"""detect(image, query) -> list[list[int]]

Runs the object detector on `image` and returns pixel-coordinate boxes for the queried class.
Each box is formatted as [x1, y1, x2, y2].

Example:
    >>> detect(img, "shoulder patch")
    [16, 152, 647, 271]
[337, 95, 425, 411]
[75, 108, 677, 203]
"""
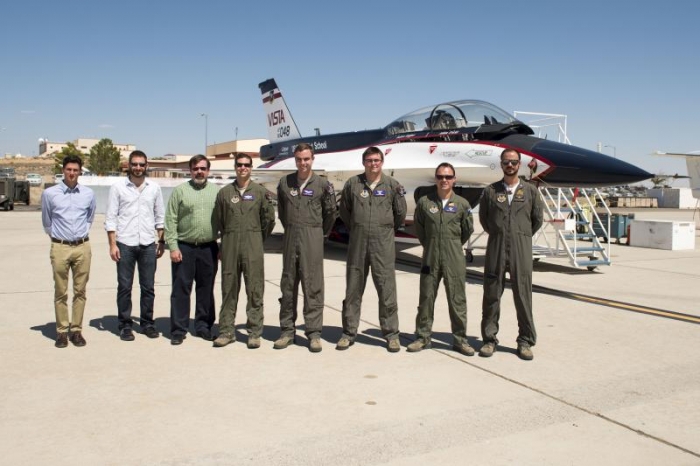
[265, 191, 274, 201]
[325, 182, 335, 196]
[396, 185, 406, 197]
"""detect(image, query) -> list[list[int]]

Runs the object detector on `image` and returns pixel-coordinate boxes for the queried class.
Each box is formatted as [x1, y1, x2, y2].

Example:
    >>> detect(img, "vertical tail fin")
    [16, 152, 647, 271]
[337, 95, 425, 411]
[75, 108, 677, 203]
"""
[259, 78, 302, 143]
[655, 151, 700, 199]
[684, 155, 700, 199]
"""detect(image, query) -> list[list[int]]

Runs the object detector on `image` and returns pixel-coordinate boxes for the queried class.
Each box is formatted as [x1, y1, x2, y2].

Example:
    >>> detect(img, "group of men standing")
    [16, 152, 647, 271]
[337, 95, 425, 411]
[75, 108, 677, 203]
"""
[42, 145, 542, 360]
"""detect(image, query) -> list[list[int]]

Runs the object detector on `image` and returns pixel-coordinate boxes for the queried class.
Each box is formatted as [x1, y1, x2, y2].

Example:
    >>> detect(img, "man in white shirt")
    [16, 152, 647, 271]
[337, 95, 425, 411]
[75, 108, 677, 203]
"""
[104, 150, 165, 341]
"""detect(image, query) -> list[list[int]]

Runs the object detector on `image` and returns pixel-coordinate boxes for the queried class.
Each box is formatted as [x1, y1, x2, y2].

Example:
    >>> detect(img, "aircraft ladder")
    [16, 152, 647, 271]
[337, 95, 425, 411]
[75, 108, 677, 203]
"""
[533, 187, 612, 270]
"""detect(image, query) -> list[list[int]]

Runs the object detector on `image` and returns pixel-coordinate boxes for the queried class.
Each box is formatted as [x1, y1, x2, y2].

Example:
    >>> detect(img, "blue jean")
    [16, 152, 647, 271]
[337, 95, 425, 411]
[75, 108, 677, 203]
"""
[117, 242, 157, 330]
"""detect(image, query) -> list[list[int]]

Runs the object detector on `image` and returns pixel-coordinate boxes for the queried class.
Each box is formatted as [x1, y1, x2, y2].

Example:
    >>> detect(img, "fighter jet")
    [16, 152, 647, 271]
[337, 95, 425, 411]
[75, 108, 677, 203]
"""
[255, 78, 652, 208]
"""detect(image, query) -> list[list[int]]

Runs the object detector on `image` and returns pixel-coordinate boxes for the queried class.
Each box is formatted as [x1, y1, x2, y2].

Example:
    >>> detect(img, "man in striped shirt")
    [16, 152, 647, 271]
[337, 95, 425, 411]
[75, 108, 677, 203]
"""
[165, 155, 220, 345]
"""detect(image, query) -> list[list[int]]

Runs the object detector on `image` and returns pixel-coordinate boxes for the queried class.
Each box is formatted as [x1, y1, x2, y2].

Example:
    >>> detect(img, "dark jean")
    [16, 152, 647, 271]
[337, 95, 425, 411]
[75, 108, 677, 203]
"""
[170, 241, 218, 337]
[117, 242, 157, 330]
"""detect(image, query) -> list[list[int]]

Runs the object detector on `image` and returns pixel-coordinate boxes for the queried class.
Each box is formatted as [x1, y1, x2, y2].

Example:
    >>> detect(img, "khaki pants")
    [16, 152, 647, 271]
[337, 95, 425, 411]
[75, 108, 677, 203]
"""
[50, 242, 92, 333]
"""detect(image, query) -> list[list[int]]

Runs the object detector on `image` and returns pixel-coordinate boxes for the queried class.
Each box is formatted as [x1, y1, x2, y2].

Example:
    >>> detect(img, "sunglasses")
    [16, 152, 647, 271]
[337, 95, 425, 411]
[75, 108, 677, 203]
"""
[501, 160, 520, 166]
[130, 162, 146, 167]
[236, 163, 252, 168]
[435, 175, 455, 181]
[191, 166, 209, 172]
[364, 158, 383, 164]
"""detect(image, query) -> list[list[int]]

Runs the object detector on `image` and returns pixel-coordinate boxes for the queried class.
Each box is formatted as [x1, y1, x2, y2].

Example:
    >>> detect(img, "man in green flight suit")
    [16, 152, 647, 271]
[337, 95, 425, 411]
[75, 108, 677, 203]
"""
[479, 148, 543, 360]
[407, 162, 475, 356]
[273, 143, 337, 353]
[213, 153, 275, 349]
[337, 146, 407, 352]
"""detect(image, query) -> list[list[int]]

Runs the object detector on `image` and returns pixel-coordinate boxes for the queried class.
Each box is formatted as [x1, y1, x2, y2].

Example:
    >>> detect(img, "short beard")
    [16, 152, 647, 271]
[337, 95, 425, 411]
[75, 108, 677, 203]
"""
[193, 177, 206, 185]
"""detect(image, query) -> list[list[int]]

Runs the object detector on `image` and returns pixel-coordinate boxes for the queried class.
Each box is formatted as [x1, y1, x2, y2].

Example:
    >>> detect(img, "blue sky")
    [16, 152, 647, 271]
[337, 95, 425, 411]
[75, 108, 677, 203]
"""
[1, 0, 698, 184]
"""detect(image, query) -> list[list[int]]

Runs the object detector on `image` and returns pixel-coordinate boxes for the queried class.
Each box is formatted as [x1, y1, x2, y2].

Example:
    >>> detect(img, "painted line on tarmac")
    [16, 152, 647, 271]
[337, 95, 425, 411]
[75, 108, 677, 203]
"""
[533, 286, 700, 325]
[435, 348, 700, 460]
[397, 255, 699, 325]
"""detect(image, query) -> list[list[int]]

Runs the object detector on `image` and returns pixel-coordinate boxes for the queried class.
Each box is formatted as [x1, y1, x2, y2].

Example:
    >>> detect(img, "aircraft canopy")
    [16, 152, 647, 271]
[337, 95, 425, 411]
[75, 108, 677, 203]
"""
[385, 100, 520, 135]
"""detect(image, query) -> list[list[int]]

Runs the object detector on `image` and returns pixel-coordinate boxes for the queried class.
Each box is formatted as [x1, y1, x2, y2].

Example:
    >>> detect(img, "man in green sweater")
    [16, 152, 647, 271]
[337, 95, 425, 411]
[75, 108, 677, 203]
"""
[165, 154, 220, 346]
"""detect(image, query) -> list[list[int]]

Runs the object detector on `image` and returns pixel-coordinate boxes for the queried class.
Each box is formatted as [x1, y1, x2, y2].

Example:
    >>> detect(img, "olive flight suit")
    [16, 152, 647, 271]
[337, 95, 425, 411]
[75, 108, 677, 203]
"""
[216, 181, 275, 339]
[277, 173, 337, 340]
[339, 173, 407, 342]
[479, 180, 543, 347]
[414, 187, 473, 345]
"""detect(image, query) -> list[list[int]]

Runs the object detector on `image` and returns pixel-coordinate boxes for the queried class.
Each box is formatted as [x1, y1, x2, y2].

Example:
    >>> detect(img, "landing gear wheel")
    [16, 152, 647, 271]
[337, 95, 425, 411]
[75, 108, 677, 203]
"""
[466, 250, 474, 263]
[587, 266, 597, 272]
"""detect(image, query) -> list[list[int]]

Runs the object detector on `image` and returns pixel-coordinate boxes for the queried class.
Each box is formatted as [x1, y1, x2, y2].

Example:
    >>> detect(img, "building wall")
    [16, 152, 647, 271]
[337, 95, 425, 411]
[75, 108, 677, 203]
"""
[648, 188, 699, 209]
[39, 138, 136, 158]
[207, 138, 268, 158]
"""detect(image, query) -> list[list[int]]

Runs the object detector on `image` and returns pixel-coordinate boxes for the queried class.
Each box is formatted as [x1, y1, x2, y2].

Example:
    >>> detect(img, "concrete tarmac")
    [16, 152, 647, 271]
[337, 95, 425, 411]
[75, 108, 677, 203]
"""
[1, 211, 699, 466]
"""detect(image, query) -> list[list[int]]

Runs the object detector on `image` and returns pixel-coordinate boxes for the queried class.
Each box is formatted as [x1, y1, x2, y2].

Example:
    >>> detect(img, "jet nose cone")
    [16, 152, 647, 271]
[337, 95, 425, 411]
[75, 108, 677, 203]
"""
[529, 140, 652, 187]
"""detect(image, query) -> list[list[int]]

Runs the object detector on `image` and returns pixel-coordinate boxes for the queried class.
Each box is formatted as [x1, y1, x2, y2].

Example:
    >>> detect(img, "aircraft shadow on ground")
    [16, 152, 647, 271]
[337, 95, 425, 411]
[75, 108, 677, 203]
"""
[469, 251, 596, 276]
[533, 260, 597, 275]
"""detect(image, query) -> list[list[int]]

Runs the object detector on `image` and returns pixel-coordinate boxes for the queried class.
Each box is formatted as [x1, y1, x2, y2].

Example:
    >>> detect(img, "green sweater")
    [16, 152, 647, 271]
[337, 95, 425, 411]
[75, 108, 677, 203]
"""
[165, 180, 220, 251]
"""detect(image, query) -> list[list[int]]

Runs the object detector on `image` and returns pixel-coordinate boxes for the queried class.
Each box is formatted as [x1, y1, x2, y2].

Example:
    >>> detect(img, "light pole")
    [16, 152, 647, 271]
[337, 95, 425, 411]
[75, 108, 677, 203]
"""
[604, 144, 617, 158]
[200, 113, 208, 156]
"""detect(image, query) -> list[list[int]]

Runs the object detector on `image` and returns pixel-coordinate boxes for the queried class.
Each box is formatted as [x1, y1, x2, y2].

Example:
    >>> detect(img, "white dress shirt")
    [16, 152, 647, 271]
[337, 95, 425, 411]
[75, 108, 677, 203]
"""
[104, 177, 165, 246]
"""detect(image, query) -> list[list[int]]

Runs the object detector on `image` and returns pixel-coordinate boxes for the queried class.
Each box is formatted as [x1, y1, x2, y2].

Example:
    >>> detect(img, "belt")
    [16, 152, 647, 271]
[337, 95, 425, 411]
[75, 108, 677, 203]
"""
[51, 236, 90, 246]
[178, 240, 217, 248]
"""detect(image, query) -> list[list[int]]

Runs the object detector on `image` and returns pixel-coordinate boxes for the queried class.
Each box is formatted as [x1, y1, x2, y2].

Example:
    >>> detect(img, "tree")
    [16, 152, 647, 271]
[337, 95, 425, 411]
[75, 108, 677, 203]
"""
[54, 143, 83, 173]
[650, 173, 671, 189]
[88, 138, 121, 175]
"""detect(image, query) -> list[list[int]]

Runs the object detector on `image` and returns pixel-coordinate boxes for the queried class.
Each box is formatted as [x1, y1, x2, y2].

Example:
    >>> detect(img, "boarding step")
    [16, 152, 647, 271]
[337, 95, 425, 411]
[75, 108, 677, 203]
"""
[572, 247, 605, 253]
[576, 258, 611, 270]
[561, 233, 596, 240]
[536, 187, 613, 269]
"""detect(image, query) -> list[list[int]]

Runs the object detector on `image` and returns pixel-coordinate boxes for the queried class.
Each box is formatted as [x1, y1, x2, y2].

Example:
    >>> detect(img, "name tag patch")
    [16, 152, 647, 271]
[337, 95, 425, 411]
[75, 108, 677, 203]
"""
[373, 189, 386, 197]
[302, 189, 314, 196]
[444, 205, 457, 213]
[243, 194, 254, 201]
